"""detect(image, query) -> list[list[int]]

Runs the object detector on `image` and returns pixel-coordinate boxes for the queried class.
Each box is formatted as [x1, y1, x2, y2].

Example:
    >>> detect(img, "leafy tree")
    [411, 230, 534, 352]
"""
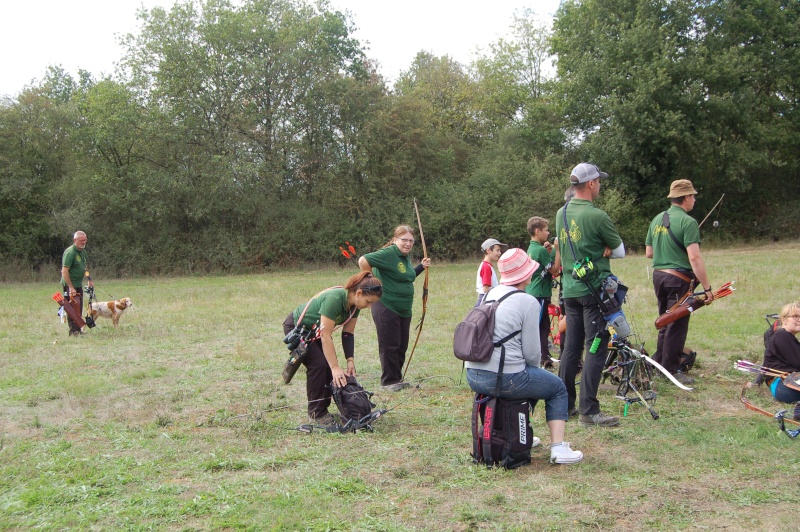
[551, 0, 800, 242]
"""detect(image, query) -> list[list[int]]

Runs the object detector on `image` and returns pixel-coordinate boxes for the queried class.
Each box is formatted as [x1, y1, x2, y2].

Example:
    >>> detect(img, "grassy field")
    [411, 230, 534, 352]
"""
[1, 242, 799, 531]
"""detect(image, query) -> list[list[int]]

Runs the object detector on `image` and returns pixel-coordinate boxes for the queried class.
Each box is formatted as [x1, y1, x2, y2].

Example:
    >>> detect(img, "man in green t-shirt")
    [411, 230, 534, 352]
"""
[555, 163, 625, 427]
[526, 216, 560, 368]
[60, 231, 94, 336]
[645, 179, 714, 385]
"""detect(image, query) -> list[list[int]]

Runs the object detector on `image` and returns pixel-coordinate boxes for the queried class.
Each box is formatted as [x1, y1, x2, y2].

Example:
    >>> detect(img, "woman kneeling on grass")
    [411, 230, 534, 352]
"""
[763, 301, 800, 420]
[465, 248, 583, 465]
[282, 272, 383, 425]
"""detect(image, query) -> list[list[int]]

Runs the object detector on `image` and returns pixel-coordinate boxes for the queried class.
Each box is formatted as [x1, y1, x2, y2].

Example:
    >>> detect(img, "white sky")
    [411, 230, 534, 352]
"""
[0, 0, 562, 98]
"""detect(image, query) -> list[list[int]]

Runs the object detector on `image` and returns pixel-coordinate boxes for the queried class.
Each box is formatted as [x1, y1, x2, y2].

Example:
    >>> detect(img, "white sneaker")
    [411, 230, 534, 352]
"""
[532, 436, 541, 448]
[549, 442, 583, 465]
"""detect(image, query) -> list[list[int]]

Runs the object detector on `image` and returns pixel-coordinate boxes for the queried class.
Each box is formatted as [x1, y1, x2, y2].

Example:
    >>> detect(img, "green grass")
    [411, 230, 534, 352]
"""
[1, 242, 799, 530]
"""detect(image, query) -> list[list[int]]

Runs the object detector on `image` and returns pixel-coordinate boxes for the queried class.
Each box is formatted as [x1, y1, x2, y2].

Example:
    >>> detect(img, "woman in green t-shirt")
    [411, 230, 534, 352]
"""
[282, 272, 383, 424]
[358, 225, 431, 390]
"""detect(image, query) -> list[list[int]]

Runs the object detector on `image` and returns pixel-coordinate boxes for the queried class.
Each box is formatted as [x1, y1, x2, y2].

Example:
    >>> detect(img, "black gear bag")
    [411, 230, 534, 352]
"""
[332, 376, 376, 430]
[471, 393, 533, 469]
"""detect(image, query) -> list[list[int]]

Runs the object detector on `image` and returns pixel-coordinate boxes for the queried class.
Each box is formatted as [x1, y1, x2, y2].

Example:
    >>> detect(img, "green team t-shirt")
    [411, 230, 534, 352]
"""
[555, 199, 623, 298]
[526, 240, 555, 298]
[645, 205, 701, 271]
[363, 244, 417, 317]
[61, 244, 88, 288]
[292, 288, 359, 330]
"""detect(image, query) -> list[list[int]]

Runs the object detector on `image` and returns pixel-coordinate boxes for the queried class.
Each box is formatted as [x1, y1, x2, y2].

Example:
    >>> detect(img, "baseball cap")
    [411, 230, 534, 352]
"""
[570, 163, 609, 184]
[481, 238, 508, 252]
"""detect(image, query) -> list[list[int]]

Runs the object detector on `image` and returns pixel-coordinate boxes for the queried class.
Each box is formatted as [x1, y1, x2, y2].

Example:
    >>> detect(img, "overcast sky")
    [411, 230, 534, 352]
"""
[0, 0, 562, 98]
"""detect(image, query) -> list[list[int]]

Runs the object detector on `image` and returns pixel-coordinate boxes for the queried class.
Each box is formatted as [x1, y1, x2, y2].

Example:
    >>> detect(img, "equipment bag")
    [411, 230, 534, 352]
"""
[454, 290, 524, 362]
[471, 394, 533, 469]
[332, 376, 375, 427]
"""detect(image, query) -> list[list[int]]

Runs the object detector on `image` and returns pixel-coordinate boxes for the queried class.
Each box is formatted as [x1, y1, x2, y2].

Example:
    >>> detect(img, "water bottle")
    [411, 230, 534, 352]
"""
[589, 335, 602, 354]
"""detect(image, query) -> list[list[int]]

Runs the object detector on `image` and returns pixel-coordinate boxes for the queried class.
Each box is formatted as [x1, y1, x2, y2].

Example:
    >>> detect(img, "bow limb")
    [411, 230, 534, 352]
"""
[640, 354, 694, 391]
[403, 199, 428, 380]
[740, 382, 800, 425]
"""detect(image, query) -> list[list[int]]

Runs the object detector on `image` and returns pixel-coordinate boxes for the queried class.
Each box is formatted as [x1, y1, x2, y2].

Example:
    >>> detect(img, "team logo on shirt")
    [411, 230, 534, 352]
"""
[397, 262, 407, 273]
[560, 220, 582, 243]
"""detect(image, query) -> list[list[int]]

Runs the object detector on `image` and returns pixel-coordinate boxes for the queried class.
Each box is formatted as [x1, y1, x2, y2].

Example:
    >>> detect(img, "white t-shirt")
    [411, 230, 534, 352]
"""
[475, 260, 498, 294]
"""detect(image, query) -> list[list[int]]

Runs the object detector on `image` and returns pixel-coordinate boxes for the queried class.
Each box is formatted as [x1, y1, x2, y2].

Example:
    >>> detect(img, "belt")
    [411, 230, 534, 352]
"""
[655, 269, 694, 284]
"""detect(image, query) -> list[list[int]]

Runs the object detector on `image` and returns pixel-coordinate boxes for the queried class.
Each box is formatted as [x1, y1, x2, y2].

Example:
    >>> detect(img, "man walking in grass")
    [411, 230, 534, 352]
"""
[645, 179, 715, 386]
[60, 231, 93, 336]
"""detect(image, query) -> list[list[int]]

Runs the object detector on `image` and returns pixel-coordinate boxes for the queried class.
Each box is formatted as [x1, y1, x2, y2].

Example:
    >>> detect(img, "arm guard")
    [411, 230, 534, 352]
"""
[341, 332, 355, 359]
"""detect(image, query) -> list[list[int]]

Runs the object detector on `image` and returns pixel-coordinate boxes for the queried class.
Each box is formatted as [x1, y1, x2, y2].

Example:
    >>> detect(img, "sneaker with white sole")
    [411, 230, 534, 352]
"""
[380, 382, 411, 392]
[549, 442, 583, 464]
[579, 412, 620, 427]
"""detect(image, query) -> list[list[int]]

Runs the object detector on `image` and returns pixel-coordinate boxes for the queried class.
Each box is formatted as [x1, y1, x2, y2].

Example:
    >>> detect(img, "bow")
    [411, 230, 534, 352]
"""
[698, 193, 725, 228]
[739, 382, 800, 438]
[403, 199, 429, 379]
[640, 352, 695, 391]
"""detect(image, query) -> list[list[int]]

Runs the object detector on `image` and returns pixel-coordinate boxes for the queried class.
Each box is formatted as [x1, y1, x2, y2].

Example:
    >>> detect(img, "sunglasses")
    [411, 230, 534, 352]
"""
[360, 284, 382, 294]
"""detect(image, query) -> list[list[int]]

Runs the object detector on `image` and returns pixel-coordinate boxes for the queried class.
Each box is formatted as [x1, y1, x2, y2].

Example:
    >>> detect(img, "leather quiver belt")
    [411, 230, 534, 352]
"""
[656, 268, 695, 284]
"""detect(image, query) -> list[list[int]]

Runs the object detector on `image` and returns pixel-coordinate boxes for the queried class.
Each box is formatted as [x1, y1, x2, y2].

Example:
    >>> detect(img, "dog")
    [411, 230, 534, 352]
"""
[90, 298, 133, 327]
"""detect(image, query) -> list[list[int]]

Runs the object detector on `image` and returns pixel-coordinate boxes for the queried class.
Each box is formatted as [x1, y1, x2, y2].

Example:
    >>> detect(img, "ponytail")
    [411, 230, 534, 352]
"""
[345, 271, 382, 295]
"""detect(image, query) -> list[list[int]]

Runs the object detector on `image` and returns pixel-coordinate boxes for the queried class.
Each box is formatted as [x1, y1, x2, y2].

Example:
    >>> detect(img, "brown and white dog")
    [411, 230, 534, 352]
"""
[90, 298, 133, 327]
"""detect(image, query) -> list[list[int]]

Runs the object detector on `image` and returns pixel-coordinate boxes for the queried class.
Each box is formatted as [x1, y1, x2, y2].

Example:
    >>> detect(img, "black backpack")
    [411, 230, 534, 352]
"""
[471, 394, 533, 469]
[454, 290, 524, 362]
[754, 315, 782, 386]
[332, 376, 376, 431]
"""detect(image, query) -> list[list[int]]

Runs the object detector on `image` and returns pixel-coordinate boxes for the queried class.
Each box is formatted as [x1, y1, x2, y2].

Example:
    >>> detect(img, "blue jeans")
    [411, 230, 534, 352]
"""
[772, 377, 800, 404]
[466, 367, 568, 422]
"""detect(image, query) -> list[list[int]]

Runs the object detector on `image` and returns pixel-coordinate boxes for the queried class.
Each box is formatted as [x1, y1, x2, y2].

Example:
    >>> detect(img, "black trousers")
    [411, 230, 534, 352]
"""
[537, 297, 552, 363]
[652, 270, 693, 374]
[560, 295, 607, 416]
[283, 314, 332, 418]
[371, 301, 411, 386]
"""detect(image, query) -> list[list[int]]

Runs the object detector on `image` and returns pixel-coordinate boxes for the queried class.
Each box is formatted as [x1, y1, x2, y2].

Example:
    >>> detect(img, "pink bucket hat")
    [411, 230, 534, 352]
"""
[498, 248, 540, 286]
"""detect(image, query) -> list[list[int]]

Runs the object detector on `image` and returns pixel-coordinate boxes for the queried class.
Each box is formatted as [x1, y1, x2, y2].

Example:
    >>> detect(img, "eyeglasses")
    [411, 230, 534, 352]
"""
[398, 238, 415, 244]
[785, 315, 800, 320]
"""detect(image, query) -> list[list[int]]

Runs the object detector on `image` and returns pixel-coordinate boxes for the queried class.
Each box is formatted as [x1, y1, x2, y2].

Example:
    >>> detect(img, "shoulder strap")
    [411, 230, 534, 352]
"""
[485, 289, 525, 305]
[661, 211, 686, 252]
[472, 394, 484, 463]
[488, 289, 525, 392]
[481, 396, 498, 464]
[562, 201, 579, 264]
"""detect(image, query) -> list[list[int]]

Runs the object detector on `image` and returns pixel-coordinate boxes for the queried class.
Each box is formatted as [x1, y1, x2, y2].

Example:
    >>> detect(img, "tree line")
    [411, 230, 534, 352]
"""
[1, 0, 797, 279]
